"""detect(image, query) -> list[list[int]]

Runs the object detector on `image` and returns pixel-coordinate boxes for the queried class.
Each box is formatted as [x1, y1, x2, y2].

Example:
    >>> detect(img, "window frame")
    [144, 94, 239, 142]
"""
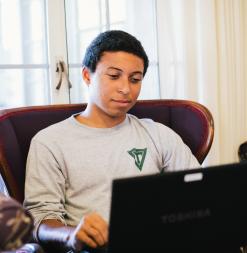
[1, 0, 164, 106]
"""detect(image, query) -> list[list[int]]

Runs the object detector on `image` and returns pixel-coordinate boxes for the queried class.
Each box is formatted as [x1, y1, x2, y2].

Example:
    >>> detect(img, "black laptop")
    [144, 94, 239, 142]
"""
[107, 162, 247, 253]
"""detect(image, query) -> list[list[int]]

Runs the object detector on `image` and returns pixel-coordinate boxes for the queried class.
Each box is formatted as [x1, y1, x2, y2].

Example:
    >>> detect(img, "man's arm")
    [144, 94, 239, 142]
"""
[157, 123, 200, 171]
[38, 212, 108, 252]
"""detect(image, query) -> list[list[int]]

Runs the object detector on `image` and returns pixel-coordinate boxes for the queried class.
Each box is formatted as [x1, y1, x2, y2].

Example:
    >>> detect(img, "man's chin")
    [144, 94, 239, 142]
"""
[107, 109, 129, 119]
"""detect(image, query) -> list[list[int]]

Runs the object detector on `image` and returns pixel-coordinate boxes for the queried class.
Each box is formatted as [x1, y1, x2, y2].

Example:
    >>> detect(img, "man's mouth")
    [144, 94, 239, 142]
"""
[111, 99, 132, 106]
[112, 99, 131, 104]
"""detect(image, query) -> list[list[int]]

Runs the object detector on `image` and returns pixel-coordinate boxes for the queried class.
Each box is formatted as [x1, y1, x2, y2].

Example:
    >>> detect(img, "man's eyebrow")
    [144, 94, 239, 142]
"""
[107, 67, 123, 72]
[106, 67, 143, 75]
[130, 71, 143, 76]
[107, 67, 143, 76]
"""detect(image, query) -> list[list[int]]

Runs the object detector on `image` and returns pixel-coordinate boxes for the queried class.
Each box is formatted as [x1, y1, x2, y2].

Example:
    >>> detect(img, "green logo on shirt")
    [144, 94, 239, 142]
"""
[128, 148, 147, 171]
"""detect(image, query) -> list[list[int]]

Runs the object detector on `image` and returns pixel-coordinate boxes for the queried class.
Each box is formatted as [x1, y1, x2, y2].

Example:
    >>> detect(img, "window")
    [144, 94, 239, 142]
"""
[65, 0, 159, 103]
[0, 0, 159, 108]
[0, 0, 49, 108]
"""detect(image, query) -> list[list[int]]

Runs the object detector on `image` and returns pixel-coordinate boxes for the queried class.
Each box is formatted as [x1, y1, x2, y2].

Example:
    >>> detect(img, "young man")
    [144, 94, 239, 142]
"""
[24, 30, 200, 252]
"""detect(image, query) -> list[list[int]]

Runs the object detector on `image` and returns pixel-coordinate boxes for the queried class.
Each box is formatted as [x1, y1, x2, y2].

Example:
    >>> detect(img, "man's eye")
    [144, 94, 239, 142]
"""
[130, 77, 141, 83]
[108, 74, 119, 80]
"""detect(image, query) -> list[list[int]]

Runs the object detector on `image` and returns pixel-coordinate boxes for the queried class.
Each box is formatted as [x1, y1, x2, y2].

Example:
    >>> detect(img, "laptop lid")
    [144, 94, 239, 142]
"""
[108, 162, 247, 253]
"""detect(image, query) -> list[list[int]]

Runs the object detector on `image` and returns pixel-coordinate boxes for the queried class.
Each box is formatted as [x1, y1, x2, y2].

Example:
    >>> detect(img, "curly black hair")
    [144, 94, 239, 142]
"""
[82, 30, 149, 76]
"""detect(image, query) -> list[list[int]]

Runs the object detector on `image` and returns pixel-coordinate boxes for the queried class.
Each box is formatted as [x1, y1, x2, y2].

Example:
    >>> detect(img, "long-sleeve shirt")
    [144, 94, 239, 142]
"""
[24, 113, 200, 239]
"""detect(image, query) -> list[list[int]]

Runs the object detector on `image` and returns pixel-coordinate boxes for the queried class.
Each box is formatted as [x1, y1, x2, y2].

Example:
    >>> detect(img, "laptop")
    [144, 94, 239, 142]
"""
[107, 162, 247, 253]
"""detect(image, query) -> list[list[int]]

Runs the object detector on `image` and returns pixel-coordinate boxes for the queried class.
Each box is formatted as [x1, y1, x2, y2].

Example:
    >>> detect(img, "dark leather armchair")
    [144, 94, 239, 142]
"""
[0, 99, 214, 252]
[0, 99, 213, 203]
[239, 141, 247, 161]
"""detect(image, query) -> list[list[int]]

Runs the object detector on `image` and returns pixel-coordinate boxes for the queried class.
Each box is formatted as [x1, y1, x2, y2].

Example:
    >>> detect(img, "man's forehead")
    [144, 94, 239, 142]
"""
[100, 51, 143, 61]
[97, 51, 144, 71]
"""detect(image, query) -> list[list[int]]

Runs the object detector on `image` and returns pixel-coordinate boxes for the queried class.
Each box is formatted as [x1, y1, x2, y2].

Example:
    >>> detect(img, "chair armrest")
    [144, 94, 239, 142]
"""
[18, 243, 45, 253]
[0, 243, 44, 253]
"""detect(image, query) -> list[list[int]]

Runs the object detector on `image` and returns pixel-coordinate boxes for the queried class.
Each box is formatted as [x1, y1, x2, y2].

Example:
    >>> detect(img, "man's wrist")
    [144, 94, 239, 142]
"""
[66, 228, 85, 252]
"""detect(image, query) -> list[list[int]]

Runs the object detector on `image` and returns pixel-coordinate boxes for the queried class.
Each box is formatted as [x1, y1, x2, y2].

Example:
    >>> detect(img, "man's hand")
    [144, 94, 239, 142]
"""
[67, 212, 108, 251]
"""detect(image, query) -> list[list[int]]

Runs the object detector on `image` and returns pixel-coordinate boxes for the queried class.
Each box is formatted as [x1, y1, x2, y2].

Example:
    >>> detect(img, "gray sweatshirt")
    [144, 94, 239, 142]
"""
[24, 114, 199, 239]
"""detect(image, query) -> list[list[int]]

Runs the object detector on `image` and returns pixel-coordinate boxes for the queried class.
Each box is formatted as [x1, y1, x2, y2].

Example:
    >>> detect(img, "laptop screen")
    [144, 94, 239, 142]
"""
[108, 162, 247, 253]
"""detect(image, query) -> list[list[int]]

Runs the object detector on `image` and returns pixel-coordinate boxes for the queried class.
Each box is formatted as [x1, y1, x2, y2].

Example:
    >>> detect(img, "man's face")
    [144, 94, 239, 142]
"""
[83, 51, 144, 120]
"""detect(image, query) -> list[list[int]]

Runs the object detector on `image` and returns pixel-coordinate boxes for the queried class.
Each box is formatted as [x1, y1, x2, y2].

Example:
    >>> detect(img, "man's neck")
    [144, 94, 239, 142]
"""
[75, 106, 126, 128]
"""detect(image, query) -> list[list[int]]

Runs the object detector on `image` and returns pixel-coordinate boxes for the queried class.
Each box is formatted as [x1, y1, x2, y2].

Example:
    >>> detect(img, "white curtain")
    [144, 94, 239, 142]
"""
[157, 0, 247, 166]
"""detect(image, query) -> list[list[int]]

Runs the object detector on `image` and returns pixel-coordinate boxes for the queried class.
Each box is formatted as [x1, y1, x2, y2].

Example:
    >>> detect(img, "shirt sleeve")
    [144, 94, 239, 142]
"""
[156, 123, 200, 172]
[24, 137, 67, 241]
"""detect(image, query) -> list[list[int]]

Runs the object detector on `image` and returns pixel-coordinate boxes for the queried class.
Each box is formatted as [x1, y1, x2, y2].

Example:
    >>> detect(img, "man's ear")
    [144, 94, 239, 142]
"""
[82, 67, 91, 85]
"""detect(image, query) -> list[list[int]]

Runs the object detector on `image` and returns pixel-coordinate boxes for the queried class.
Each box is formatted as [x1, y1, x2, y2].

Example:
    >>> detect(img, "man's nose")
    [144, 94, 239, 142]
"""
[117, 78, 130, 94]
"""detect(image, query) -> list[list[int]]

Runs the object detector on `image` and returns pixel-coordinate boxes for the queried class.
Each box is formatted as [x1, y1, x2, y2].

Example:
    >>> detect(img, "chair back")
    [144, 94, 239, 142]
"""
[0, 99, 214, 203]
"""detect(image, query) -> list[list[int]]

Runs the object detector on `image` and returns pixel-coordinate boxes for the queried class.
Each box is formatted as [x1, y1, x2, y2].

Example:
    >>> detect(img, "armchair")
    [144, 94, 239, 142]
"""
[0, 99, 214, 253]
[0, 99, 214, 203]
